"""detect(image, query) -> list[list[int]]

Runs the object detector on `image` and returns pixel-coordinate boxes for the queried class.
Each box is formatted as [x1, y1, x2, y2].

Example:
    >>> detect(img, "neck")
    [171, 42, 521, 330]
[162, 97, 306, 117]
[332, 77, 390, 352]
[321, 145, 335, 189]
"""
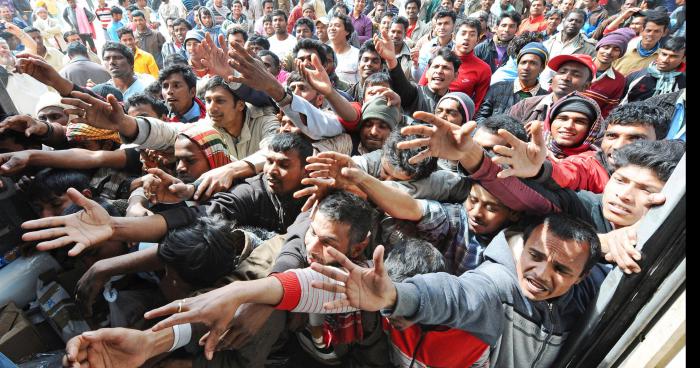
[409, 18, 417, 25]
[394, 43, 402, 53]
[38, 46, 47, 57]
[332, 39, 349, 51]
[276, 32, 289, 40]
[353, 8, 362, 16]
[521, 77, 538, 88]
[640, 40, 657, 50]
[437, 35, 451, 45]
[112, 74, 135, 91]
[594, 58, 611, 72]
[217, 114, 244, 138]
[178, 99, 195, 116]
[561, 32, 578, 43]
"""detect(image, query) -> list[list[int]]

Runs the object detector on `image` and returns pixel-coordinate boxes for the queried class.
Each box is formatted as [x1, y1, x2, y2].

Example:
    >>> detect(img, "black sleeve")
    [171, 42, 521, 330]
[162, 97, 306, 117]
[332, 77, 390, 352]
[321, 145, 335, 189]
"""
[158, 205, 205, 229]
[122, 148, 143, 175]
[475, 84, 496, 123]
[389, 63, 419, 110]
[270, 211, 312, 273]
[72, 84, 105, 100]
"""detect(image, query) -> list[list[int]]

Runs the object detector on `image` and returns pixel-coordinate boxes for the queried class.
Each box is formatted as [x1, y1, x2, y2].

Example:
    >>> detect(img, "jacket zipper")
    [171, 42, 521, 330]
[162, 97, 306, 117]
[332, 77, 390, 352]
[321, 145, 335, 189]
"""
[530, 302, 555, 368]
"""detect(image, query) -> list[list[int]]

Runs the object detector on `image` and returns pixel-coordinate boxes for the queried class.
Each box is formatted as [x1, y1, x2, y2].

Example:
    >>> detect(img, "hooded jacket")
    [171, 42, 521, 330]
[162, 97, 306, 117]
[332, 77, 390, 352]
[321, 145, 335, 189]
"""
[389, 230, 608, 368]
[543, 91, 604, 159]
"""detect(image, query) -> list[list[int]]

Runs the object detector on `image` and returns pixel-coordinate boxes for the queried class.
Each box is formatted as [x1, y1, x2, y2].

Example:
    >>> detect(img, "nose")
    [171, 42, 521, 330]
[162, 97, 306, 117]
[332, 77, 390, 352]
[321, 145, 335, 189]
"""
[617, 183, 635, 203]
[176, 160, 187, 174]
[370, 125, 381, 136]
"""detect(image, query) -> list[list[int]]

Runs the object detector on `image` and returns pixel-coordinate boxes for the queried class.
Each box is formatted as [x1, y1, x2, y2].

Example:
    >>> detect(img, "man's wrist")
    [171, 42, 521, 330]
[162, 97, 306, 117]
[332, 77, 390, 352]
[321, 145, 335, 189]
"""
[120, 116, 140, 140]
[146, 327, 176, 357]
[386, 57, 398, 70]
[270, 83, 287, 103]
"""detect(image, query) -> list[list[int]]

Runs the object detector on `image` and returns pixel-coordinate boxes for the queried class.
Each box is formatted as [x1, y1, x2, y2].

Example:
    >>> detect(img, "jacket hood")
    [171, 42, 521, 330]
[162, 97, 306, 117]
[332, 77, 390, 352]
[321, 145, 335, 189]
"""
[544, 91, 603, 159]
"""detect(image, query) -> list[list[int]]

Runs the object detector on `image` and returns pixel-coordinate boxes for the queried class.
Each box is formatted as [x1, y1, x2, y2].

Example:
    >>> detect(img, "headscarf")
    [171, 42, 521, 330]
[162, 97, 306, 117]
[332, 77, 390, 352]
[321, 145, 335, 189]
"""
[179, 124, 232, 169]
[65, 123, 122, 144]
[437, 92, 475, 124]
[543, 91, 603, 159]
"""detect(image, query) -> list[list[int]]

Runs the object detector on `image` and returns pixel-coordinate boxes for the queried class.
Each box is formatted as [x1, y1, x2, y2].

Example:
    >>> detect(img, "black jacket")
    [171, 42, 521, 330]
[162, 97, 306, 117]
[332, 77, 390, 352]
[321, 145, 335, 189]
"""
[476, 80, 548, 122]
[623, 69, 686, 103]
[474, 38, 508, 73]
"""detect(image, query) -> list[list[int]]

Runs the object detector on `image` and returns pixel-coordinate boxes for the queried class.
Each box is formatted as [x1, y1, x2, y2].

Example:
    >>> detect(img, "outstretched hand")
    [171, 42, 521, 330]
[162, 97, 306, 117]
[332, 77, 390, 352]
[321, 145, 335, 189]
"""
[226, 41, 284, 100]
[599, 223, 642, 274]
[309, 245, 397, 311]
[491, 120, 548, 179]
[21, 188, 114, 256]
[294, 152, 367, 211]
[397, 111, 478, 164]
[131, 168, 194, 205]
[63, 327, 154, 368]
[0, 114, 49, 137]
[62, 91, 128, 131]
[198, 32, 234, 78]
[373, 29, 398, 69]
[15, 53, 73, 95]
[296, 53, 333, 96]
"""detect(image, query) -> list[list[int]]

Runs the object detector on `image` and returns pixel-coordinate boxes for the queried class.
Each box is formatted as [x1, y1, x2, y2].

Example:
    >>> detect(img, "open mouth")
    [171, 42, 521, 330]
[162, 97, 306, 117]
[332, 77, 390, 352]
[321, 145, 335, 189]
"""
[526, 277, 549, 294]
[607, 201, 631, 216]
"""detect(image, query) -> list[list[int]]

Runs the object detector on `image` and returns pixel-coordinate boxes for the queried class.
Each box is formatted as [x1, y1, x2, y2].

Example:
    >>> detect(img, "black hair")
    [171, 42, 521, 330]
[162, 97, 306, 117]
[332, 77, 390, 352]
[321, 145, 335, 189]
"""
[523, 214, 601, 276]
[204, 75, 240, 101]
[285, 70, 304, 85]
[262, 14, 273, 24]
[660, 36, 685, 52]
[293, 38, 328, 65]
[66, 41, 88, 58]
[358, 39, 380, 61]
[428, 47, 461, 72]
[271, 9, 288, 22]
[644, 9, 670, 29]
[267, 131, 314, 166]
[227, 27, 249, 42]
[545, 8, 563, 19]
[332, 14, 355, 40]
[258, 50, 281, 69]
[63, 30, 79, 42]
[568, 8, 586, 21]
[382, 130, 437, 180]
[22, 26, 40, 34]
[0, 130, 41, 153]
[507, 31, 544, 58]
[479, 114, 529, 142]
[363, 71, 391, 89]
[262, 0, 274, 6]
[333, 3, 351, 16]
[27, 168, 92, 202]
[295, 17, 316, 35]
[116, 27, 135, 39]
[172, 17, 192, 29]
[102, 41, 134, 66]
[248, 34, 270, 50]
[91, 83, 124, 102]
[404, 0, 420, 10]
[612, 139, 685, 183]
[391, 15, 409, 31]
[145, 80, 163, 101]
[317, 191, 377, 245]
[385, 238, 447, 282]
[124, 93, 169, 117]
[433, 9, 457, 23]
[606, 102, 670, 139]
[381, 11, 397, 21]
[158, 215, 246, 288]
[110, 5, 123, 14]
[455, 17, 482, 36]
[163, 53, 189, 67]
[131, 10, 146, 18]
[158, 63, 197, 90]
[499, 10, 522, 27]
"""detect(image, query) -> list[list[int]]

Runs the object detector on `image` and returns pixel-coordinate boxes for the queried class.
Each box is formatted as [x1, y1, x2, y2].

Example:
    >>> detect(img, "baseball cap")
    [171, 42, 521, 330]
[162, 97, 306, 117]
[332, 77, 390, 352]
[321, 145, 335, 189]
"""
[184, 29, 205, 43]
[547, 54, 597, 78]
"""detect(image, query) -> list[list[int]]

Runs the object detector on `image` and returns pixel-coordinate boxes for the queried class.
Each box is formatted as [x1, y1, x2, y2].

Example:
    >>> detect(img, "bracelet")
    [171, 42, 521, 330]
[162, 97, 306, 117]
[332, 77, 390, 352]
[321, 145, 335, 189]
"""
[168, 323, 192, 352]
[36, 119, 53, 141]
[275, 91, 293, 107]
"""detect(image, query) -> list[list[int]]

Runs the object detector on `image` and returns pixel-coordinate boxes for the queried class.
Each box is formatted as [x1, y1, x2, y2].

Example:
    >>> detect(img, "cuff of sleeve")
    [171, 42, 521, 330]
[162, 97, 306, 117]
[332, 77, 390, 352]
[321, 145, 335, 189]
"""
[381, 282, 420, 319]
[532, 160, 553, 183]
[120, 117, 151, 144]
[467, 153, 498, 181]
[271, 272, 302, 311]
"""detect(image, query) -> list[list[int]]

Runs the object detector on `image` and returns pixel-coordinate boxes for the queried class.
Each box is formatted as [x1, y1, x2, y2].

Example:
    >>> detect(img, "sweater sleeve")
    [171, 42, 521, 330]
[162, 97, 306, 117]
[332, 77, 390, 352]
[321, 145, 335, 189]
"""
[549, 155, 610, 194]
[272, 269, 359, 314]
[389, 63, 419, 111]
[280, 94, 345, 139]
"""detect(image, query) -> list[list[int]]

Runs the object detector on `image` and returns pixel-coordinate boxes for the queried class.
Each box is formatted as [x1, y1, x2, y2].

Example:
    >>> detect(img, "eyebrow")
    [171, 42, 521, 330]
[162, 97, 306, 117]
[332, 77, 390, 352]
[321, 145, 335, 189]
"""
[310, 223, 339, 244]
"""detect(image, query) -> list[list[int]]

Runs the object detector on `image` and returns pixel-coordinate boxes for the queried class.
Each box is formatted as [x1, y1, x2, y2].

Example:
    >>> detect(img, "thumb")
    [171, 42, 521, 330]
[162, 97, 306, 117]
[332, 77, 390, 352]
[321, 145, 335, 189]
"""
[107, 94, 122, 114]
[311, 52, 324, 72]
[82, 328, 122, 343]
[645, 192, 666, 207]
[530, 120, 545, 148]
[372, 244, 385, 276]
[65, 187, 95, 208]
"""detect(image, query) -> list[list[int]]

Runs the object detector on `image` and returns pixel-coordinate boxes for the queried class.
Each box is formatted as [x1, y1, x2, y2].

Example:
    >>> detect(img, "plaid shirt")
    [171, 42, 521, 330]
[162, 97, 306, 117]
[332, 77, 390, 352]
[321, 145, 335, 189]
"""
[416, 200, 492, 275]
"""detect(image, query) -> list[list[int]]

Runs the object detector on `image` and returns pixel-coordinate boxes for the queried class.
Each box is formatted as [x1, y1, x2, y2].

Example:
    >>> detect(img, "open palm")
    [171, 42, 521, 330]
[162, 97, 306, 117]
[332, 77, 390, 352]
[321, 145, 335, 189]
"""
[62, 92, 127, 131]
[491, 120, 548, 179]
[199, 33, 233, 78]
[64, 328, 152, 368]
[398, 111, 478, 164]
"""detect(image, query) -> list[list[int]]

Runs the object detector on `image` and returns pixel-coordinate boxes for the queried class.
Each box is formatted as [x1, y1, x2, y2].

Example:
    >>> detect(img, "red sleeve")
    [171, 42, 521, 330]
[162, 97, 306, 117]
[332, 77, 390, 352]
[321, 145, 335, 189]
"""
[338, 102, 363, 132]
[472, 66, 492, 112]
[418, 68, 428, 86]
[271, 272, 302, 311]
[287, 7, 301, 33]
[550, 153, 610, 194]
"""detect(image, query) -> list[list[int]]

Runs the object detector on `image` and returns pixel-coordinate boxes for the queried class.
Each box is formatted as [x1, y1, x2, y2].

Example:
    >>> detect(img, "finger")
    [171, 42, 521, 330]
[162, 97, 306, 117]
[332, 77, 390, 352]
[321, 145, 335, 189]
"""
[412, 111, 451, 129]
[68, 243, 88, 257]
[301, 195, 316, 212]
[372, 245, 386, 276]
[395, 138, 431, 150]
[22, 226, 67, 241]
[65, 335, 86, 362]
[407, 149, 432, 165]
[65, 187, 99, 210]
[203, 328, 225, 360]
[35, 236, 78, 251]
[194, 177, 210, 200]
[399, 125, 434, 137]
[323, 299, 350, 311]
[625, 229, 640, 260]
[309, 170, 333, 179]
[306, 155, 337, 164]
[149, 311, 199, 332]
[496, 169, 515, 179]
[21, 215, 68, 230]
[305, 163, 333, 172]
[293, 186, 317, 199]
[315, 151, 351, 162]
[309, 278, 348, 295]
[492, 145, 513, 158]
[496, 128, 525, 148]
[645, 193, 666, 207]
[325, 246, 360, 273]
[530, 120, 545, 148]
[143, 301, 180, 322]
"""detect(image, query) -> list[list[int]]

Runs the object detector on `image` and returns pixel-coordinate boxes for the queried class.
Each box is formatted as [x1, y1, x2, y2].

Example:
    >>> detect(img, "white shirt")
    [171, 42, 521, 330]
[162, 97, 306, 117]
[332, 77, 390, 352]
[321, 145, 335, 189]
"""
[334, 46, 359, 85]
[269, 35, 298, 61]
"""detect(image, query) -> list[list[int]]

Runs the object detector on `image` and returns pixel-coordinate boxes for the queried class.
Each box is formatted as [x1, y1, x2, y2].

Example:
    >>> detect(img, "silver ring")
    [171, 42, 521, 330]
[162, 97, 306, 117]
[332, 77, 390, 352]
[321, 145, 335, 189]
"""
[177, 300, 183, 313]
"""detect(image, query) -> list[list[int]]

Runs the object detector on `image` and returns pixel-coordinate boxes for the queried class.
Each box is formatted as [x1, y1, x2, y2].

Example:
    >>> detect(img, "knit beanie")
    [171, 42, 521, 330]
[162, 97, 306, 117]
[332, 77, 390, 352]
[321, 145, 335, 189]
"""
[517, 42, 549, 66]
[550, 96, 599, 124]
[179, 125, 232, 170]
[361, 97, 401, 130]
[437, 92, 475, 123]
[596, 27, 636, 55]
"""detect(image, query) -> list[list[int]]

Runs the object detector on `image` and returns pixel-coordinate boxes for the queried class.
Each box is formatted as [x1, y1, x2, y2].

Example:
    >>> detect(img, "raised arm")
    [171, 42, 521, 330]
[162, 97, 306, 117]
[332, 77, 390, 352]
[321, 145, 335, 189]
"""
[373, 30, 419, 110]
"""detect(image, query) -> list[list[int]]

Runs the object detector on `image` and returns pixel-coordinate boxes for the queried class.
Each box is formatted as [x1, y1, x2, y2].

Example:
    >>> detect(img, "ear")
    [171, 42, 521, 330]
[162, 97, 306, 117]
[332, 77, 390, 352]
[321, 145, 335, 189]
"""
[235, 99, 246, 111]
[81, 188, 93, 199]
[189, 86, 197, 97]
[508, 210, 521, 223]
[349, 233, 370, 258]
[315, 94, 325, 107]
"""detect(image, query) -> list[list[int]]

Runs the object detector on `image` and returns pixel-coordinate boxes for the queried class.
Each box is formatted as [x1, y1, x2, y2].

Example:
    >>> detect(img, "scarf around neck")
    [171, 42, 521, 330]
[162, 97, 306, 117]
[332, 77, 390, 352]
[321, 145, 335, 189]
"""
[647, 62, 682, 96]
[637, 41, 659, 58]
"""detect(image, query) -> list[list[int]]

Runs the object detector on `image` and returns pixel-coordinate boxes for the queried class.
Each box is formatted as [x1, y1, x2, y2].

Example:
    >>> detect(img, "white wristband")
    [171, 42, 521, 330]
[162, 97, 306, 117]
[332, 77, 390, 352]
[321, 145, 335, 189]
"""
[168, 323, 192, 352]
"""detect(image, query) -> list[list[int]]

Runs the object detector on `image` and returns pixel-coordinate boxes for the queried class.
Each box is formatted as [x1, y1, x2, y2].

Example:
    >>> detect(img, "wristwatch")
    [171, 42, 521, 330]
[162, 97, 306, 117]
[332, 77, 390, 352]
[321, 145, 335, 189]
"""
[275, 90, 293, 108]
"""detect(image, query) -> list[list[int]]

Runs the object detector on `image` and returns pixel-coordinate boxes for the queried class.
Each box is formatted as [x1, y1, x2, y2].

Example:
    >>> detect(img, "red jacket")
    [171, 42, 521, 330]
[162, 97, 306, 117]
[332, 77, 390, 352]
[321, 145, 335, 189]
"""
[584, 67, 626, 119]
[548, 150, 610, 193]
[419, 51, 492, 111]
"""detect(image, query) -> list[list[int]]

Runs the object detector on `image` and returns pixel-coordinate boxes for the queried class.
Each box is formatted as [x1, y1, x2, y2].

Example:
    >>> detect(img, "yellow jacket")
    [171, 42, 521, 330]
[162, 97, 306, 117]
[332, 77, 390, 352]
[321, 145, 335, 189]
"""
[133, 48, 159, 79]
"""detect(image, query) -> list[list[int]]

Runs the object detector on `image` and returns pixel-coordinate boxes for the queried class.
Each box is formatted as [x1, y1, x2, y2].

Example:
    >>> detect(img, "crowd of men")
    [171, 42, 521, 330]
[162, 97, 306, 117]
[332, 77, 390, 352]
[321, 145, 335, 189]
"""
[0, 0, 686, 366]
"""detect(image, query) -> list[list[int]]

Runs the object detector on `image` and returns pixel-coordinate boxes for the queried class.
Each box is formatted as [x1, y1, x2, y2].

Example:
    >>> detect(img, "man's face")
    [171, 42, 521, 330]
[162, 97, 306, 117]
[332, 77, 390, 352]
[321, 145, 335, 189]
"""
[473, 127, 508, 152]
[66, 34, 81, 43]
[273, 15, 288, 35]
[103, 50, 132, 78]
[305, 211, 362, 266]
[629, 16, 645, 35]
[550, 111, 590, 148]
[233, 2, 243, 16]
[296, 24, 313, 39]
[496, 17, 518, 42]
[204, 86, 238, 126]
[622, 0, 637, 10]
[174, 136, 210, 183]
[112, 12, 123, 22]
[174, 24, 189, 43]
[127, 103, 162, 118]
[656, 48, 685, 72]
[550, 61, 591, 97]
[405, 2, 418, 21]
[37, 8, 49, 19]
[374, 3, 386, 20]
[0, 7, 11, 20]
[530, 0, 544, 16]
[454, 24, 479, 56]
[328, 17, 349, 42]
[499, 0, 509, 8]
[33, 193, 75, 218]
[264, 2, 274, 14]
[640, 21, 666, 49]
[480, 0, 494, 10]
[360, 118, 392, 151]
[38, 106, 70, 126]
[596, 44, 622, 65]
[388, 23, 405, 47]
[316, 22, 328, 40]
[426, 56, 456, 92]
[247, 42, 264, 54]
[264, 149, 305, 195]
[264, 20, 274, 36]
[433, 16, 455, 39]
[228, 32, 245, 47]
[295, 48, 319, 70]
[185, 39, 201, 57]
[200, 12, 213, 27]
[167, 19, 175, 36]
[465, 183, 517, 235]
[354, 0, 367, 12]
[363, 83, 392, 101]
[162, 72, 195, 116]
[601, 123, 656, 166]
[133, 15, 148, 31]
[440, 0, 453, 9]
[559, 0, 575, 13]
[435, 98, 463, 125]
[602, 165, 665, 227]
[261, 54, 281, 76]
[67, 0, 76, 8]
[0, 39, 12, 68]
[379, 156, 413, 181]
[517, 223, 589, 301]
[563, 12, 584, 35]
[279, 114, 303, 135]
[546, 13, 562, 32]
[27, 31, 46, 51]
[303, 7, 316, 18]
[359, 51, 382, 80]
[518, 54, 544, 85]
[119, 33, 137, 51]
[582, 0, 597, 10]
[381, 16, 394, 35]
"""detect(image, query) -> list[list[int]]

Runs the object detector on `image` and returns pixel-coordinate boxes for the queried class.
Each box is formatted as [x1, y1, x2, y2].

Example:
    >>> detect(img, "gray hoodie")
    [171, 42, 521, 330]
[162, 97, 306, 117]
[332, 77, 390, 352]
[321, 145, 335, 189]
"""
[388, 230, 608, 368]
